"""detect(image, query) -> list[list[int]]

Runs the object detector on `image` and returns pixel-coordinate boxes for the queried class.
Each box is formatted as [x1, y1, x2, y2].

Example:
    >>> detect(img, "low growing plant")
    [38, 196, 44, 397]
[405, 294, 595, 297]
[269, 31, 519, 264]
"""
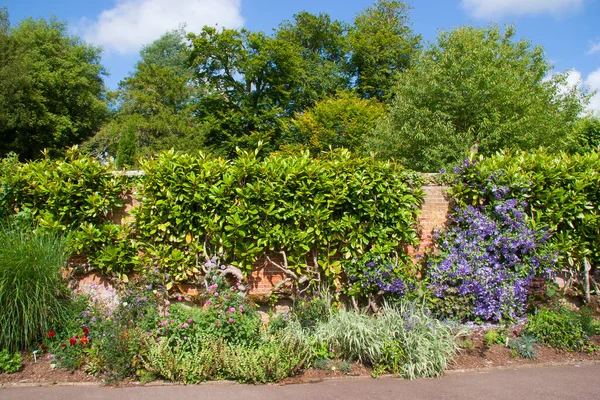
[509, 335, 538, 359]
[0, 349, 22, 373]
[525, 308, 596, 352]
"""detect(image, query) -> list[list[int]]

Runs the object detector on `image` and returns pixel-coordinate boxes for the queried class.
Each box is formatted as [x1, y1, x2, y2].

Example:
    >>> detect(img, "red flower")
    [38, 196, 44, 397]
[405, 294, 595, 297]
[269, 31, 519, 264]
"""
[47, 330, 56, 338]
[60, 343, 66, 348]
[82, 327, 90, 335]
[40, 344, 48, 351]
[69, 337, 77, 345]
[80, 336, 88, 345]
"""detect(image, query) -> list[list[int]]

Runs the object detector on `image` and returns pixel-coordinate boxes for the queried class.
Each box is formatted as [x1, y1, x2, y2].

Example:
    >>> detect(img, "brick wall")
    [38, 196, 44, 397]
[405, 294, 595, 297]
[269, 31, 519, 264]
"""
[74, 185, 451, 298]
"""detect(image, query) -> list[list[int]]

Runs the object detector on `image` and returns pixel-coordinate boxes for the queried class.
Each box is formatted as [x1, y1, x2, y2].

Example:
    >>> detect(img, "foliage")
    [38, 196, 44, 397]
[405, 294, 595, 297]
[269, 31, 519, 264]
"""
[0, 148, 126, 230]
[567, 116, 600, 154]
[374, 303, 465, 379]
[283, 91, 385, 155]
[115, 125, 137, 169]
[292, 293, 333, 330]
[345, 251, 416, 303]
[84, 30, 205, 161]
[0, 349, 22, 373]
[135, 149, 423, 284]
[0, 9, 107, 160]
[427, 194, 556, 322]
[48, 327, 90, 370]
[145, 335, 310, 384]
[348, 1, 420, 100]
[0, 223, 71, 352]
[367, 25, 589, 171]
[312, 302, 463, 378]
[0, 148, 133, 276]
[448, 150, 600, 290]
[525, 308, 596, 352]
[484, 328, 507, 347]
[509, 335, 537, 359]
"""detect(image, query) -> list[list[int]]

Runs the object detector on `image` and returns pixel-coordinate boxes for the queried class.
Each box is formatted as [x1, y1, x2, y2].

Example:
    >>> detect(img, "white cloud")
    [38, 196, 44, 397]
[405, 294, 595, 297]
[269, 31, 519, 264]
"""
[588, 40, 600, 55]
[585, 68, 600, 115]
[461, 0, 584, 19]
[82, 0, 244, 55]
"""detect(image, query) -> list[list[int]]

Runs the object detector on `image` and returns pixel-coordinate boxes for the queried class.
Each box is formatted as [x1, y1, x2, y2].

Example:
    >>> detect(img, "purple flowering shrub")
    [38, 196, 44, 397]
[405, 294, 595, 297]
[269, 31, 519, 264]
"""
[427, 198, 556, 322]
[344, 252, 423, 305]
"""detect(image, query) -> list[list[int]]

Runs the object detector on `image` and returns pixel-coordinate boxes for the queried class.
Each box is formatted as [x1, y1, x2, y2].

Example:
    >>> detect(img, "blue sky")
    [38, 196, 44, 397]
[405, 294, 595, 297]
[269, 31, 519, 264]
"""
[3, 0, 600, 112]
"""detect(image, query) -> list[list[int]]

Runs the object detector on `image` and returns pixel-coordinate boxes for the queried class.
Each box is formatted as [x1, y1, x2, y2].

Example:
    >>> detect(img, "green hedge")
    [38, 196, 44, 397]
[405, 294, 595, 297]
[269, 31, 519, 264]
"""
[135, 149, 424, 283]
[0, 148, 126, 229]
[448, 150, 600, 270]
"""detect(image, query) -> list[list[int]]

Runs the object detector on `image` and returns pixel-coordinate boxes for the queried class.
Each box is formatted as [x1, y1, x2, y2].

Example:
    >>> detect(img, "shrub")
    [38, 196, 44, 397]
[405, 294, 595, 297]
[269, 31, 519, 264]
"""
[448, 150, 600, 285]
[0, 349, 22, 373]
[135, 149, 423, 284]
[427, 197, 556, 322]
[0, 223, 71, 351]
[525, 308, 595, 352]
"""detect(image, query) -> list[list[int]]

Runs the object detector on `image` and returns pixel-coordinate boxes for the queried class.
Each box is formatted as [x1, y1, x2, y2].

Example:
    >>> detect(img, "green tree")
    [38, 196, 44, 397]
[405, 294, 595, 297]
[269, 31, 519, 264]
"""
[0, 10, 107, 160]
[188, 27, 306, 157]
[348, 0, 420, 101]
[85, 29, 205, 160]
[284, 91, 386, 155]
[367, 25, 589, 172]
[276, 12, 350, 106]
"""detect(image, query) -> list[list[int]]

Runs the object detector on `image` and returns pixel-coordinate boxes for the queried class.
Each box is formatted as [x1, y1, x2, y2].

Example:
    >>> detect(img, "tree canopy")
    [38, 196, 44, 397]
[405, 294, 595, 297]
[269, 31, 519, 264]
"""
[366, 25, 590, 171]
[0, 8, 107, 160]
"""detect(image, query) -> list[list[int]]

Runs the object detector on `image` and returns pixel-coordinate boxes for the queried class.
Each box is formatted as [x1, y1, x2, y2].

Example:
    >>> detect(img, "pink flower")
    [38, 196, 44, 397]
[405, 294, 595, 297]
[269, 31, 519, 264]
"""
[236, 282, 241, 287]
[177, 296, 183, 301]
[230, 307, 236, 313]
[183, 323, 189, 328]
[165, 300, 170, 305]
[171, 319, 175, 324]
[215, 321, 220, 326]
[214, 292, 219, 297]
[178, 323, 182, 328]
[187, 319, 192, 323]
[239, 305, 244, 312]
[228, 318, 234, 323]
[225, 294, 230, 299]
[205, 300, 211, 306]
[164, 312, 170, 317]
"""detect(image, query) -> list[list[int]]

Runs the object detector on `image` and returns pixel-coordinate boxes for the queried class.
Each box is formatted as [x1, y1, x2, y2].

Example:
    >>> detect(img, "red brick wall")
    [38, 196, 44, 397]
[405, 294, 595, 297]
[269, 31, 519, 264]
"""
[72, 186, 450, 297]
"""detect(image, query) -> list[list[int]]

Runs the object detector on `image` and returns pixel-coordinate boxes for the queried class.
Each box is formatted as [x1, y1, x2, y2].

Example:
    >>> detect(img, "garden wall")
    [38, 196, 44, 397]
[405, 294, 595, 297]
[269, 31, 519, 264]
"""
[75, 185, 450, 296]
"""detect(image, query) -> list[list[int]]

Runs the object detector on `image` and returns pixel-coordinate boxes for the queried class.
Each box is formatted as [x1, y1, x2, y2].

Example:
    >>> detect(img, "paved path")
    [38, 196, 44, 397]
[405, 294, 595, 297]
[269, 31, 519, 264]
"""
[2, 363, 599, 400]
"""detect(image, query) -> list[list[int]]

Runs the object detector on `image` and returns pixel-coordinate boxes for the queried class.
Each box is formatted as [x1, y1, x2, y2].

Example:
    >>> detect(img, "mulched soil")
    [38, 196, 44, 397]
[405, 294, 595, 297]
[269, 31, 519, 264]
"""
[3, 335, 600, 386]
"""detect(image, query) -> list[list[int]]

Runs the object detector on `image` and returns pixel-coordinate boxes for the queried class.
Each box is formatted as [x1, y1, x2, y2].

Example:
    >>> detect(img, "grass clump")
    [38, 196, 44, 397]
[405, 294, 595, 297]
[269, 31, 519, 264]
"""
[0, 223, 71, 351]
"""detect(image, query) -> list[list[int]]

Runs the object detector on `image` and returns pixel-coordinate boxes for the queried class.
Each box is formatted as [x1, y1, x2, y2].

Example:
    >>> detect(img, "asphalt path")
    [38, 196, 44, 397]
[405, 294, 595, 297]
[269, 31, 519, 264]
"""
[1, 363, 599, 400]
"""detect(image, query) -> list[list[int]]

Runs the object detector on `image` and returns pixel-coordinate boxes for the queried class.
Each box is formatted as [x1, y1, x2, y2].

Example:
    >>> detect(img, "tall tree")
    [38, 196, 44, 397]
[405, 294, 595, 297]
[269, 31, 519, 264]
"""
[367, 25, 590, 172]
[348, 0, 420, 101]
[188, 27, 306, 157]
[0, 10, 107, 160]
[276, 12, 350, 106]
[85, 29, 204, 161]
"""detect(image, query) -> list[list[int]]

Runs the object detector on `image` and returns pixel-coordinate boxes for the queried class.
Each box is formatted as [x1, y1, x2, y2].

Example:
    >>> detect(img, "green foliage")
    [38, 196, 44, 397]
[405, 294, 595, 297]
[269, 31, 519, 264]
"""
[348, 1, 420, 100]
[0, 10, 107, 160]
[374, 303, 465, 379]
[0, 223, 71, 352]
[567, 116, 600, 154]
[0, 148, 132, 276]
[115, 126, 137, 169]
[145, 336, 310, 384]
[484, 328, 507, 347]
[0, 349, 22, 373]
[448, 150, 600, 279]
[368, 25, 589, 171]
[509, 335, 538, 359]
[525, 308, 595, 352]
[0, 148, 126, 230]
[293, 294, 333, 330]
[135, 149, 423, 284]
[284, 91, 385, 155]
